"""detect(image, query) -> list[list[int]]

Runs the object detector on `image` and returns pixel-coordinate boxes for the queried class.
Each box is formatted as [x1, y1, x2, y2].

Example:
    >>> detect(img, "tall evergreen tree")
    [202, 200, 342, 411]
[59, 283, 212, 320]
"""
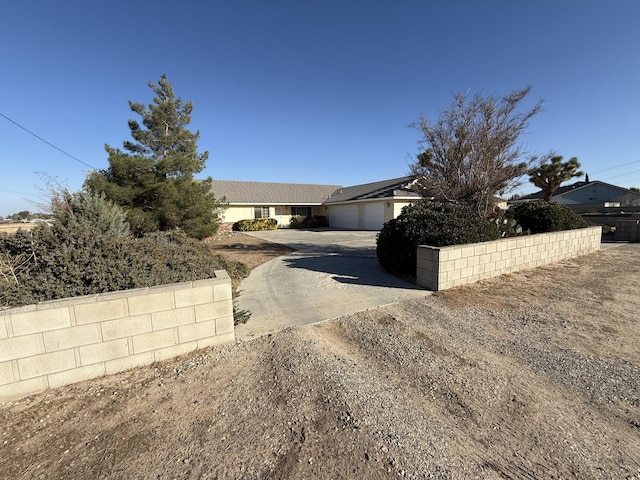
[86, 74, 222, 239]
[528, 156, 583, 201]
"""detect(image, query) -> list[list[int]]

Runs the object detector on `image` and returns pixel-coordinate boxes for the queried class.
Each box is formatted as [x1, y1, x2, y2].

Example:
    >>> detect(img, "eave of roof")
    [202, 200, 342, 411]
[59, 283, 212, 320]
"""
[211, 179, 341, 204]
[323, 176, 425, 204]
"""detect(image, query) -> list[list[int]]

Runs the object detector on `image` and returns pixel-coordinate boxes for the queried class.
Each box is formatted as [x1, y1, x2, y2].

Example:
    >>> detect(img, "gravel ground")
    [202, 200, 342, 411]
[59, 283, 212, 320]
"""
[1, 245, 639, 479]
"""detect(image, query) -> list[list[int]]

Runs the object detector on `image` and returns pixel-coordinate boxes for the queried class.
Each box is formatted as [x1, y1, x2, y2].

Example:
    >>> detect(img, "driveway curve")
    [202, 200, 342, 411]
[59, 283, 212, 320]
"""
[235, 229, 428, 340]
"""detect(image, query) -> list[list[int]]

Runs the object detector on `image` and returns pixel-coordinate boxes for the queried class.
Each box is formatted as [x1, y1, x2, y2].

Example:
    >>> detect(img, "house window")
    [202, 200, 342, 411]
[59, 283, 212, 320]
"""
[291, 206, 311, 217]
[254, 206, 270, 219]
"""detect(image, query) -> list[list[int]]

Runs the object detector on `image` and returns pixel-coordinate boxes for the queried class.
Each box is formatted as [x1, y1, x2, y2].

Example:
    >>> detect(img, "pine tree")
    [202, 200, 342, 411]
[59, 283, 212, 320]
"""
[86, 74, 223, 239]
[528, 156, 583, 202]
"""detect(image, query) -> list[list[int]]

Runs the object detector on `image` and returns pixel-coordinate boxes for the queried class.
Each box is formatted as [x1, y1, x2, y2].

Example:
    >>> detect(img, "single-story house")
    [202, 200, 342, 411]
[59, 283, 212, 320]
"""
[211, 180, 341, 228]
[512, 180, 640, 209]
[211, 176, 427, 230]
[323, 176, 426, 230]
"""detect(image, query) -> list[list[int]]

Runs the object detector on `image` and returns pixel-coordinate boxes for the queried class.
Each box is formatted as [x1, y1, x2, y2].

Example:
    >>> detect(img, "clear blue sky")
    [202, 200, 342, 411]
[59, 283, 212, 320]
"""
[2, 0, 639, 216]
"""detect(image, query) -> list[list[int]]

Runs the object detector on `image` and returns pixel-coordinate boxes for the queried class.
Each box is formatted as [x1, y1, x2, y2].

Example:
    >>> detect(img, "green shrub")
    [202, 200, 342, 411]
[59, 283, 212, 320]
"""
[488, 210, 525, 238]
[233, 218, 278, 231]
[289, 215, 328, 228]
[508, 201, 589, 234]
[0, 223, 248, 309]
[52, 190, 131, 238]
[376, 201, 500, 276]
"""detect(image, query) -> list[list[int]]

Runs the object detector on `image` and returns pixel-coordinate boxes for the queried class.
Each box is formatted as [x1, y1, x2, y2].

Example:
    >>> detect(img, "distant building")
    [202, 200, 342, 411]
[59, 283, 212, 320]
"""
[512, 180, 640, 209]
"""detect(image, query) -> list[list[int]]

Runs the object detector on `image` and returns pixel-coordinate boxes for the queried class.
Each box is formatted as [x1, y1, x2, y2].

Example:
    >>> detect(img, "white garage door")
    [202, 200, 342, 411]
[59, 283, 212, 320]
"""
[329, 204, 358, 229]
[363, 202, 384, 230]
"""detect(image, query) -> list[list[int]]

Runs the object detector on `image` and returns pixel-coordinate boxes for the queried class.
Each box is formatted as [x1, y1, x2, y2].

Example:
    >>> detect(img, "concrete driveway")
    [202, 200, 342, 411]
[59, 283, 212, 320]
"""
[234, 229, 427, 340]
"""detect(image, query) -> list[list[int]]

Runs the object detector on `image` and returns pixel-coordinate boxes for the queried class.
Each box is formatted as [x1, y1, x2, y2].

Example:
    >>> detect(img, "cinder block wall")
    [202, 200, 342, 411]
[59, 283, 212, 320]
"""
[417, 226, 602, 291]
[0, 272, 234, 403]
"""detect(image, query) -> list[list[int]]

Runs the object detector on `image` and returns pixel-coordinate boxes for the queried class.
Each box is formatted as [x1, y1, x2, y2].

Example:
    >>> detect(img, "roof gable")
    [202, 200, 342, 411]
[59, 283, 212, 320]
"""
[323, 176, 425, 204]
[518, 180, 640, 201]
[211, 180, 341, 205]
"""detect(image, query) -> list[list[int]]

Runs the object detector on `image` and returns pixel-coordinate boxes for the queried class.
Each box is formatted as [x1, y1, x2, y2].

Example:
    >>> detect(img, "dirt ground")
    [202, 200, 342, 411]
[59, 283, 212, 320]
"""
[205, 232, 294, 289]
[1, 239, 639, 479]
[0, 223, 37, 235]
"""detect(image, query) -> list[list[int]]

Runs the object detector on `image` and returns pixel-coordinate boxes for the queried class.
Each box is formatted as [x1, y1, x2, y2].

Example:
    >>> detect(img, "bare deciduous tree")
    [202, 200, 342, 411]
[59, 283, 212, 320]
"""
[410, 86, 550, 217]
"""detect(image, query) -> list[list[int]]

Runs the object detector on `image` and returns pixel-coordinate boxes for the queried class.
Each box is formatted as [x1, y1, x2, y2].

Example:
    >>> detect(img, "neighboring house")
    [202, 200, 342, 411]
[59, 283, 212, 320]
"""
[211, 176, 427, 230]
[211, 180, 341, 228]
[513, 180, 640, 209]
[323, 176, 426, 230]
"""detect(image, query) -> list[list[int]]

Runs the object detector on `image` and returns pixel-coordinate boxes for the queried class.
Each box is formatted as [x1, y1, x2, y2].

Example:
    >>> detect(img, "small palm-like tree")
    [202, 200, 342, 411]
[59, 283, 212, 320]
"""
[528, 156, 583, 201]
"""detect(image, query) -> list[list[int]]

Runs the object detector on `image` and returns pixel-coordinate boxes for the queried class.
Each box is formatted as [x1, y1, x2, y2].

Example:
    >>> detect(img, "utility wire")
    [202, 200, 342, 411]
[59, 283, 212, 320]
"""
[1, 112, 97, 170]
[600, 167, 640, 182]
[589, 159, 640, 175]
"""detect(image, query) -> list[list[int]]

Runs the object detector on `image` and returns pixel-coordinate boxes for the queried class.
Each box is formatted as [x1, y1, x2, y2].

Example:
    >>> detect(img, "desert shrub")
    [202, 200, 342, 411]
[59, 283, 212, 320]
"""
[289, 215, 328, 228]
[233, 218, 278, 231]
[508, 201, 589, 234]
[0, 223, 248, 309]
[488, 210, 525, 238]
[51, 189, 131, 237]
[376, 201, 500, 276]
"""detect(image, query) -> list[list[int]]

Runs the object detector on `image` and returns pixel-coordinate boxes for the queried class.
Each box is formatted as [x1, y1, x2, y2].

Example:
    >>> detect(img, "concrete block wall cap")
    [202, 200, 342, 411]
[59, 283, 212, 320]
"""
[3, 303, 38, 314]
[191, 277, 219, 287]
[148, 283, 184, 294]
[38, 295, 98, 308]
[98, 289, 146, 300]
[214, 270, 231, 280]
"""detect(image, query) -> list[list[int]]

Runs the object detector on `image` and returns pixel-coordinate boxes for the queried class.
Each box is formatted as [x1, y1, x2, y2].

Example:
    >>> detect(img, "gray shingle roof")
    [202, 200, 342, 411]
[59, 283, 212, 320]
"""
[518, 180, 640, 201]
[323, 176, 425, 204]
[211, 180, 342, 205]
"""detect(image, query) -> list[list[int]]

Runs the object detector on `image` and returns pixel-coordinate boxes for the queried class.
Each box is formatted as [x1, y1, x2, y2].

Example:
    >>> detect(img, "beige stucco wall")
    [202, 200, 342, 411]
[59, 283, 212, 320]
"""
[0, 273, 234, 404]
[223, 200, 415, 230]
[221, 205, 327, 227]
[416, 226, 602, 291]
[390, 201, 413, 222]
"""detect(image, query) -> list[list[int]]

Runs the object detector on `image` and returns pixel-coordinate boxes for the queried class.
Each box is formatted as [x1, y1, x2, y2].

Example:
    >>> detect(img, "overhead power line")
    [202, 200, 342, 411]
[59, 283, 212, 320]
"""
[0, 112, 97, 170]
[600, 167, 640, 182]
[589, 159, 640, 175]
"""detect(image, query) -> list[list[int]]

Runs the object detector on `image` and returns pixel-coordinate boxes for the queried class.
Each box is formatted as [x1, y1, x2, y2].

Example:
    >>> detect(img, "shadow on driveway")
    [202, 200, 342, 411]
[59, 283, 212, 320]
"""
[281, 251, 421, 289]
[235, 229, 427, 340]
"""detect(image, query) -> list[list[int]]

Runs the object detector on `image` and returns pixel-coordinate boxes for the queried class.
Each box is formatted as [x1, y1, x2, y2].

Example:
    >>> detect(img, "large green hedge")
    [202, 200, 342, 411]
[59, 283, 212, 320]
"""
[376, 200, 591, 278]
[508, 201, 589, 233]
[0, 223, 248, 310]
[376, 201, 501, 276]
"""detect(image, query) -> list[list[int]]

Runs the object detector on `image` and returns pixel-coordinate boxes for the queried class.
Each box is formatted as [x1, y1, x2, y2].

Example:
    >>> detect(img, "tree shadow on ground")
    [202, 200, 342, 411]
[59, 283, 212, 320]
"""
[281, 251, 422, 290]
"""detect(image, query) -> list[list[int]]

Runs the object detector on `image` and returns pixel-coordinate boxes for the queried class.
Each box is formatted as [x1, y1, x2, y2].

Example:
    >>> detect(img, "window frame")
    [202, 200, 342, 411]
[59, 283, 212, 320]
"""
[291, 206, 312, 217]
[254, 206, 270, 219]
